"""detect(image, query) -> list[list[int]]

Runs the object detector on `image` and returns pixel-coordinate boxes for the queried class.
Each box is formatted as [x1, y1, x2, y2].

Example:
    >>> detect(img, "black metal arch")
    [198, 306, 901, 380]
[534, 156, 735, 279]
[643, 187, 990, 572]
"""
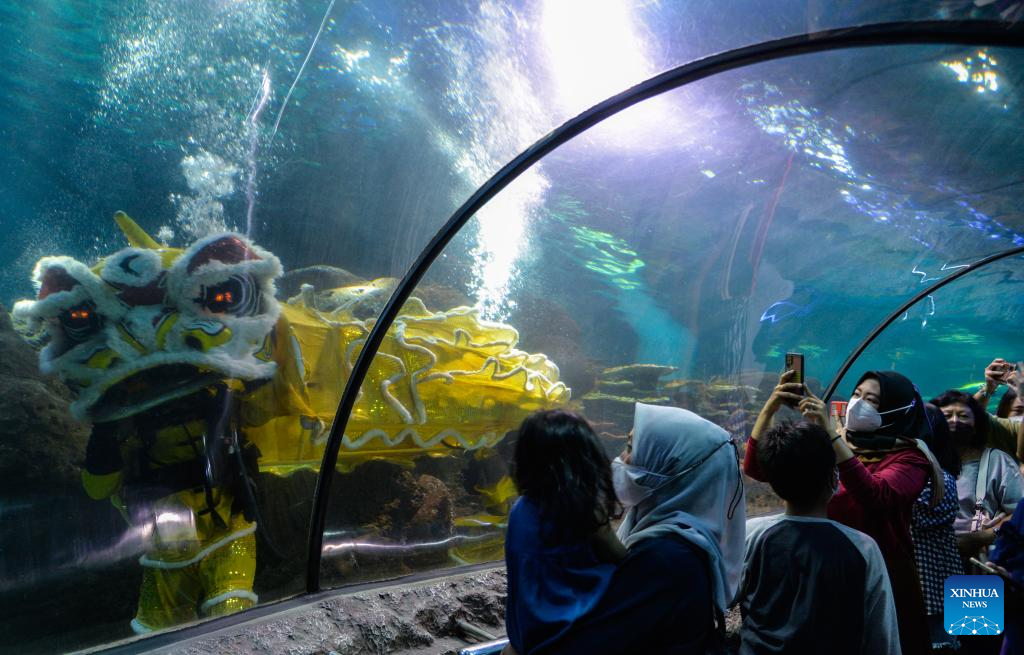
[307, 20, 1024, 591]
[823, 245, 1024, 402]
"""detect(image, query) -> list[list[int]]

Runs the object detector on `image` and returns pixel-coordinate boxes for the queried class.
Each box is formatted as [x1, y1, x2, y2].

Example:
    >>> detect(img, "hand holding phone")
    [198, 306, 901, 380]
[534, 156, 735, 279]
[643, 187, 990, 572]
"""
[970, 557, 999, 574]
[971, 557, 1024, 594]
[985, 358, 1015, 385]
[784, 352, 806, 407]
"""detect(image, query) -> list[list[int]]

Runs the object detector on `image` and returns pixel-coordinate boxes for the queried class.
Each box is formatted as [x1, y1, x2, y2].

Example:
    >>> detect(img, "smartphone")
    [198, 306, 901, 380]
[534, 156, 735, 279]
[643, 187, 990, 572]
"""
[970, 557, 999, 575]
[996, 361, 1021, 382]
[785, 352, 805, 386]
[970, 557, 1024, 593]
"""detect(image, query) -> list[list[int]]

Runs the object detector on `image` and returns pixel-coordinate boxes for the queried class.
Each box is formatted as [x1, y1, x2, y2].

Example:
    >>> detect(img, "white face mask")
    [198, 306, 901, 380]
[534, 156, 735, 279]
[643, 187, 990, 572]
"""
[611, 457, 667, 507]
[611, 438, 735, 508]
[845, 397, 882, 432]
[845, 396, 917, 433]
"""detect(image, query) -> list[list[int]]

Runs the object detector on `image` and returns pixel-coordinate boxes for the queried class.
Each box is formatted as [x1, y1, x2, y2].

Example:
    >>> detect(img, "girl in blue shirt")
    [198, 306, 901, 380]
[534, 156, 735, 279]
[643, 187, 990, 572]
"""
[504, 409, 625, 654]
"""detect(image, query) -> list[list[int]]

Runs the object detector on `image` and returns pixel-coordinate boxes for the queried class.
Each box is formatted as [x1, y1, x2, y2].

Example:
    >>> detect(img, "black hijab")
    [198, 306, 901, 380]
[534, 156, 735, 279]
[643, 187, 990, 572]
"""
[847, 370, 925, 451]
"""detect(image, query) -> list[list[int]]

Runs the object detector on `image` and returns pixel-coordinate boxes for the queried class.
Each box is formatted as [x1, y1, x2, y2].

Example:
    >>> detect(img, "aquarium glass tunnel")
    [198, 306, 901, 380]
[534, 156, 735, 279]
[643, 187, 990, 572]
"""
[0, 1, 1022, 652]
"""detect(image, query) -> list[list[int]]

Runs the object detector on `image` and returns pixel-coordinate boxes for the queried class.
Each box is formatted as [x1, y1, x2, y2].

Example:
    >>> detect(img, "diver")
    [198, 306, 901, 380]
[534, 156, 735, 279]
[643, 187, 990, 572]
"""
[84, 385, 261, 633]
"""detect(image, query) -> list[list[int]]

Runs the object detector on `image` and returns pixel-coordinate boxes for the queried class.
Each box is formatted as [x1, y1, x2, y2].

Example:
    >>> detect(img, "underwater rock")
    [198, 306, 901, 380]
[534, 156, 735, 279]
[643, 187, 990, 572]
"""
[252, 468, 318, 598]
[414, 284, 474, 312]
[253, 463, 456, 597]
[295, 277, 399, 319]
[661, 379, 708, 411]
[596, 379, 635, 393]
[581, 391, 636, 415]
[277, 265, 366, 299]
[601, 364, 678, 389]
[405, 474, 456, 569]
[321, 460, 456, 582]
[706, 383, 760, 404]
[0, 304, 89, 494]
[0, 304, 140, 654]
[508, 295, 598, 397]
[637, 396, 671, 405]
[582, 364, 679, 438]
[329, 459, 430, 535]
[148, 568, 508, 655]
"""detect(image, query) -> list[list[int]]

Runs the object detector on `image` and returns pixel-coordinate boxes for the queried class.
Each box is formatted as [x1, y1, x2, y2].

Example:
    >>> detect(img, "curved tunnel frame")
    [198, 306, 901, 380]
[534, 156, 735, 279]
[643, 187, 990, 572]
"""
[306, 19, 1024, 592]
[823, 244, 1024, 402]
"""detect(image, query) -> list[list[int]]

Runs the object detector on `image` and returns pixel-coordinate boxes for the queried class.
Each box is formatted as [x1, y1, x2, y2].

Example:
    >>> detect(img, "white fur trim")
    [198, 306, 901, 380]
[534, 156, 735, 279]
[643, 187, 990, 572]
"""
[25, 257, 125, 321]
[99, 248, 164, 286]
[67, 350, 277, 419]
[130, 618, 154, 635]
[165, 232, 282, 322]
[200, 590, 258, 613]
[138, 524, 256, 569]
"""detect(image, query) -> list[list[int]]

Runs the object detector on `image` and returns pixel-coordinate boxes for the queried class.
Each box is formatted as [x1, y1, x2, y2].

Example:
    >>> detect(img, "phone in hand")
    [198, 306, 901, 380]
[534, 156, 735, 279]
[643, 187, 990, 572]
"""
[785, 352, 805, 407]
[971, 557, 1024, 594]
[970, 557, 999, 575]
[785, 352, 805, 386]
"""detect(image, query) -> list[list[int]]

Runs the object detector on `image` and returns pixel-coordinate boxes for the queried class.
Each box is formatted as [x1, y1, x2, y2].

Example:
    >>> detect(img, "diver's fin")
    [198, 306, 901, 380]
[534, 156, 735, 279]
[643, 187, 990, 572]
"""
[114, 211, 162, 249]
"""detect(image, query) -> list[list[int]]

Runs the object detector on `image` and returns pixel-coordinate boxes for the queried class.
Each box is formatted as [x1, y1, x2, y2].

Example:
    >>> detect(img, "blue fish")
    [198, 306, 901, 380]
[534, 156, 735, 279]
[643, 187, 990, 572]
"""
[759, 300, 812, 324]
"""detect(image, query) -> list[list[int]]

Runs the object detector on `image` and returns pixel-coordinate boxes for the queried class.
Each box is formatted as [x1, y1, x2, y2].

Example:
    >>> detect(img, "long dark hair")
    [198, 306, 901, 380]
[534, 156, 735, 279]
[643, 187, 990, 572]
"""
[929, 389, 988, 450]
[922, 403, 962, 477]
[511, 409, 617, 541]
[997, 386, 1019, 418]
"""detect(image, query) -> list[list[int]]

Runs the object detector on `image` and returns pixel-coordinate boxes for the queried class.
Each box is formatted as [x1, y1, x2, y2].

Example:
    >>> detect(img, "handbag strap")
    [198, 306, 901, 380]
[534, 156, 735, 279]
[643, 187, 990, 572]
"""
[974, 448, 992, 513]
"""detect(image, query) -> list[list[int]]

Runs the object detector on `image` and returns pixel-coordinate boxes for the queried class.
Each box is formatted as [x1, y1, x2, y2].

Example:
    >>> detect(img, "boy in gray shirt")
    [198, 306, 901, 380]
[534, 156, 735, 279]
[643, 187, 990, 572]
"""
[739, 421, 901, 655]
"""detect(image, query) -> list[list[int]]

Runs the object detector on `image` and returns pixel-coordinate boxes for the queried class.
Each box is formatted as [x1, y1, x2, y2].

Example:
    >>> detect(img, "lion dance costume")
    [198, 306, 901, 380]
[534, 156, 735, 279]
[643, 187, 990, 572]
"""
[14, 212, 569, 633]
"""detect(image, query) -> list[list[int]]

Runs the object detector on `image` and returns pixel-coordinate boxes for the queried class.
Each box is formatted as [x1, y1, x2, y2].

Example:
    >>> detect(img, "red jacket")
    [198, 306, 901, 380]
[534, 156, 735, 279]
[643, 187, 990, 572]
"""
[744, 440, 930, 561]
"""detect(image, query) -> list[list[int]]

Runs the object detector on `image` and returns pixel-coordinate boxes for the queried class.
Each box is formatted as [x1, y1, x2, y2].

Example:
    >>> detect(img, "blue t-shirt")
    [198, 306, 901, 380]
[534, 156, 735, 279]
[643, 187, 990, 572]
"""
[504, 496, 616, 654]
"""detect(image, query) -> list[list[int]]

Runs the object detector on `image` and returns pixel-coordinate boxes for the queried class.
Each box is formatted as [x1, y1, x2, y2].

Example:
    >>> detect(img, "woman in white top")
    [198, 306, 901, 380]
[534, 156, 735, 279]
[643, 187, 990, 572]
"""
[931, 390, 1023, 569]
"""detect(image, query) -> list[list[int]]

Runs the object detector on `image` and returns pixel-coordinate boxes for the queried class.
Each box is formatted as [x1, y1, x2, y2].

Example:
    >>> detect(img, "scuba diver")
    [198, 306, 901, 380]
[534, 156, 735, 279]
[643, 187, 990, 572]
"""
[14, 212, 569, 633]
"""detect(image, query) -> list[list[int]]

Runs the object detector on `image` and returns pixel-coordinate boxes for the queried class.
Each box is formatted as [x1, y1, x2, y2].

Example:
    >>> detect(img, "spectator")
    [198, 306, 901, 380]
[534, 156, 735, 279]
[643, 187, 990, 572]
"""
[973, 358, 1024, 461]
[740, 419, 900, 654]
[503, 409, 625, 655]
[551, 403, 745, 654]
[745, 370, 937, 655]
[989, 507, 1024, 655]
[930, 391, 1023, 571]
[914, 404, 964, 651]
[995, 386, 1024, 420]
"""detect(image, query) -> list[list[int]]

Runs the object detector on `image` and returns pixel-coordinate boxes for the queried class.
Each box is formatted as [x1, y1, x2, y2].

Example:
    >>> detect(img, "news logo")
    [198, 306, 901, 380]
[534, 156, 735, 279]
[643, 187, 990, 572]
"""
[944, 575, 1004, 636]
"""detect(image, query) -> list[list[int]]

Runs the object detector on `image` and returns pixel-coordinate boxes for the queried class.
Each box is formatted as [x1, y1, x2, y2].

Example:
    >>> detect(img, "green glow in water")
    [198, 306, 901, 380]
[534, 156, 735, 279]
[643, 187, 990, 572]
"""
[932, 329, 982, 345]
[571, 225, 645, 291]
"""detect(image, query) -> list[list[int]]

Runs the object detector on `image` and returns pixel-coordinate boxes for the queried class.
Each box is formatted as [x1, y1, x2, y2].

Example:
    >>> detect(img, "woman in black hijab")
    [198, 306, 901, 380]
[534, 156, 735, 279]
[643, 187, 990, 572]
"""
[747, 369, 940, 655]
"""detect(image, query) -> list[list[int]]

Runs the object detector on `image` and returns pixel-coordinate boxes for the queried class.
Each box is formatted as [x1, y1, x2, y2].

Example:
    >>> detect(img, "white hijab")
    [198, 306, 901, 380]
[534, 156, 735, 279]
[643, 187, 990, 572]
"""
[616, 403, 746, 614]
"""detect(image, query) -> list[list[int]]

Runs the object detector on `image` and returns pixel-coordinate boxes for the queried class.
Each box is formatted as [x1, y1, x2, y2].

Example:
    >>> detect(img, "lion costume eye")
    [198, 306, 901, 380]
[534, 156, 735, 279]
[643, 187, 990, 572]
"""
[60, 303, 102, 342]
[197, 274, 260, 316]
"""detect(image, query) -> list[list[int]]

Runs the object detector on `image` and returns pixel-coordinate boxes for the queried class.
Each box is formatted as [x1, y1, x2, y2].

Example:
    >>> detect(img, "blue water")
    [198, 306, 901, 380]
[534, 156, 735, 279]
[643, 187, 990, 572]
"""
[1, 1, 1023, 652]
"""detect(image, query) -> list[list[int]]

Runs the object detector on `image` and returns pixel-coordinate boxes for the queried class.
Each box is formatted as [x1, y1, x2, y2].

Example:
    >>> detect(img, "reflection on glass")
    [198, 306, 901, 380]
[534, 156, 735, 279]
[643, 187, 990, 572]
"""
[7, 211, 575, 645]
[317, 270, 572, 582]
[1, 3, 1022, 649]
[10, 217, 289, 637]
[830, 259, 1024, 407]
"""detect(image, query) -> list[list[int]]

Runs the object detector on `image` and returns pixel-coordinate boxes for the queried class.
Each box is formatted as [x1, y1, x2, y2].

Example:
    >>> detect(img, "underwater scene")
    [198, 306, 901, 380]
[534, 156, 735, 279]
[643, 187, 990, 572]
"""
[0, 1, 1022, 652]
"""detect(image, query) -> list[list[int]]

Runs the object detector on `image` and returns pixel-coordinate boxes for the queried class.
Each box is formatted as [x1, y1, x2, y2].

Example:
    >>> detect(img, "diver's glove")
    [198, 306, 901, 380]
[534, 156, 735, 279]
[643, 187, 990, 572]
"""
[85, 423, 124, 475]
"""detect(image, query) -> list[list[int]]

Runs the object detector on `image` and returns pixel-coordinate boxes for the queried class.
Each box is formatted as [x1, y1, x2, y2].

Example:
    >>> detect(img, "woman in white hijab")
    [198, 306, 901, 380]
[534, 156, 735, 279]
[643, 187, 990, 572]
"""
[550, 403, 746, 654]
[617, 402, 747, 618]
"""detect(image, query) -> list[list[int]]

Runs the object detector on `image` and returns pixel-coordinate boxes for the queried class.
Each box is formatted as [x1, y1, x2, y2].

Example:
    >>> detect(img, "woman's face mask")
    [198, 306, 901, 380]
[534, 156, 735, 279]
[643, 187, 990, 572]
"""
[611, 438, 734, 508]
[611, 457, 666, 507]
[845, 396, 916, 433]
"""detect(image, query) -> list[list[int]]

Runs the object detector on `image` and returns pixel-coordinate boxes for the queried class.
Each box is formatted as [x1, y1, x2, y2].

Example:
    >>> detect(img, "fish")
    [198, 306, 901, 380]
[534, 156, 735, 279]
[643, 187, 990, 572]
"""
[759, 300, 813, 324]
